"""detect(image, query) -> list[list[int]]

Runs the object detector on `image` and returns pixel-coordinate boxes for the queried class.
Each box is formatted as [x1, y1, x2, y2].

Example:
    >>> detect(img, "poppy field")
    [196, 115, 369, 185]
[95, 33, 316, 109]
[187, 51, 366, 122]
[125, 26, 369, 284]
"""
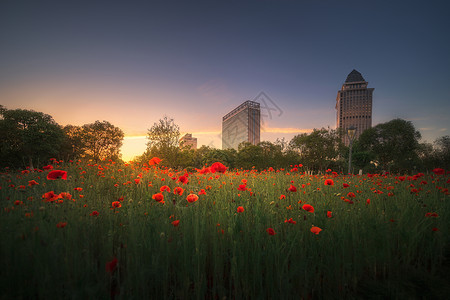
[1, 159, 449, 299]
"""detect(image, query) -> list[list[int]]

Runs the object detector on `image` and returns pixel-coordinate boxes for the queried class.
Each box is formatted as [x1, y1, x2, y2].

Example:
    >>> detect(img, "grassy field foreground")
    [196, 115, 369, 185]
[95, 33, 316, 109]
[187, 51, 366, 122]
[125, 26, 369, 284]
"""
[1, 160, 449, 299]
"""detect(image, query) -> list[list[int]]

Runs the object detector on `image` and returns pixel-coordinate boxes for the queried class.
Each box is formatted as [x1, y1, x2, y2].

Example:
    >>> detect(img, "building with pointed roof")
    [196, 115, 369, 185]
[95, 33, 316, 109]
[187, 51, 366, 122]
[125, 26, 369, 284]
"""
[336, 69, 374, 145]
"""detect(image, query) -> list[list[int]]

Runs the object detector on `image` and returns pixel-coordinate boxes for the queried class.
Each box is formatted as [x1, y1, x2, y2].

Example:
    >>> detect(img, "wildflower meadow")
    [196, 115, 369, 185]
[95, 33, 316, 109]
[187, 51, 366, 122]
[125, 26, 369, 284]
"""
[1, 159, 449, 299]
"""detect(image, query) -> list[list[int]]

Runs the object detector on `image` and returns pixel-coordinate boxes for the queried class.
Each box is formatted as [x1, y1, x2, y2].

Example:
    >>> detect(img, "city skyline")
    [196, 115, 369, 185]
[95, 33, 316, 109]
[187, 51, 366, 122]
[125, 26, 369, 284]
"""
[1, 0, 449, 161]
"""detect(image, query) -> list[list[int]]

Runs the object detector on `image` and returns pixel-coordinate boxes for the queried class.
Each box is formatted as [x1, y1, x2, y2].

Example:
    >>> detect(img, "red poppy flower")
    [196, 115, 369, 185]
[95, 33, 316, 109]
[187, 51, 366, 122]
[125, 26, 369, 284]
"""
[59, 192, 72, 200]
[152, 193, 164, 202]
[43, 165, 53, 170]
[347, 192, 356, 198]
[266, 228, 276, 235]
[237, 184, 247, 191]
[237, 206, 244, 213]
[56, 222, 67, 228]
[302, 204, 315, 213]
[160, 185, 171, 193]
[174, 187, 184, 195]
[198, 167, 211, 174]
[28, 180, 39, 186]
[425, 212, 439, 217]
[105, 257, 118, 273]
[42, 191, 59, 202]
[198, 189, 206, 195]
[343, 183, 349, 188]
[327, 211, 332, 218]
[186, 194, 199, 203]
[178, 175, 188, 184]
[134, 178, 140, 184]
[324, 179, 334, 186]
[432, 168, 445, 175]
[90, 211, 99, 216]
[112, 201, 121, 208]
[210, 162, 227, 173]
[288, 185, 297, 192]
[171, 220, 180, 227]
[73, 187, 83, 191]
[284, 218, 296, 224]
[310, 226, 322, 235]
[148, 157, 162, 165]
[47, 170, 67, 180]
[279, 194, 286, 200]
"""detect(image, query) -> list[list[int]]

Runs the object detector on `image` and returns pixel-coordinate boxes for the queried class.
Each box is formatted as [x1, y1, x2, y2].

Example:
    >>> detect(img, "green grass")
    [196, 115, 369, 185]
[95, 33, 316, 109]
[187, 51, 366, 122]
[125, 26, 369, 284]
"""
[1, 161, 449, 299]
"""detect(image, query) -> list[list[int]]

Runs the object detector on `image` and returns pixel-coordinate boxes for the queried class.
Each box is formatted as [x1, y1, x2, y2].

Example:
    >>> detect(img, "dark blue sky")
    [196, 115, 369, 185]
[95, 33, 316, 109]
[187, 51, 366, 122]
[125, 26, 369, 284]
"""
[1, 0, 449, 159]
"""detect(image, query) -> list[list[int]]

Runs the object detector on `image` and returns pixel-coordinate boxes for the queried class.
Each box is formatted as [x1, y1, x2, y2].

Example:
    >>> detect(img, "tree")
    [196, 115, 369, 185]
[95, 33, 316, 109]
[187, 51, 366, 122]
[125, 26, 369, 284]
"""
[349, 141, 377, 172]
[358, 118, 421, 172]
[0, 107, 65, 169]
[190, 145, 213, 168]
[204, 148, 237, 169]
[61, 125, 85, 160]
[79, 121, 124, 161]
[289, 128, 344, 171]
[433, 135, 450, 169]
[145, 116, 181, 167]
[236, 142, 263, 170]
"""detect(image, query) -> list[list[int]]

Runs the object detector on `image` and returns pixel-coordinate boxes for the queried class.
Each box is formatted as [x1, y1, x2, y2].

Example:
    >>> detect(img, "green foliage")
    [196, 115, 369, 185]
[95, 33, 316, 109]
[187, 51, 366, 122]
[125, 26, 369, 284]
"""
[433, 135, 450, 168]
[0, 107, 65, 169]
[358, 118, 421, 172]
[289, 127, 345, 171]
[145, 116, 181, 167]
[61, 124, 86, 160]
[80, 121, 124, 161]
[64, 121, 124, 162]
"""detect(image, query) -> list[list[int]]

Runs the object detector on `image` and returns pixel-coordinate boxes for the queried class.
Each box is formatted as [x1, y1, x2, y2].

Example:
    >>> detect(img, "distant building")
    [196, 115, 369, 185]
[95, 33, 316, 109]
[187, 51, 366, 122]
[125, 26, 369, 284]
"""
[336, 69, 374, 145]
[222, 100, 260, 150]
[180, 133, 197, 150]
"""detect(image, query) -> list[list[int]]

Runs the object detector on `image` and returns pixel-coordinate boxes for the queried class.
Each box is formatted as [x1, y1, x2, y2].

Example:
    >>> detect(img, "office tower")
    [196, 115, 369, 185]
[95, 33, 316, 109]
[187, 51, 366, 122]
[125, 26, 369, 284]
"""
[180, 133, 197, 150]
[222, 100, 260, 150]
[336, 69, 374, 145]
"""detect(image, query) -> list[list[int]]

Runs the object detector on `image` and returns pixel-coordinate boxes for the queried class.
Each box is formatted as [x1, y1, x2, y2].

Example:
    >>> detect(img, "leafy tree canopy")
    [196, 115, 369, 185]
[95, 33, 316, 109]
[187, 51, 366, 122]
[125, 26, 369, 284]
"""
[289, 128, 344, 171]
[357, 118, 421, 172]
[79, 121, 124, 161]
[0, 107, 65, 169]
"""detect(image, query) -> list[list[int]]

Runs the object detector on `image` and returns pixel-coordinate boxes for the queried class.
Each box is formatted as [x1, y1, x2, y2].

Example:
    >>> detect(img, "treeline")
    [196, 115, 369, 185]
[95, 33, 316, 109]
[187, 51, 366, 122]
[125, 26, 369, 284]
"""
[136, 116, 448, 173]
[0, 106, 123, 169]
[1, 106, 448, 173]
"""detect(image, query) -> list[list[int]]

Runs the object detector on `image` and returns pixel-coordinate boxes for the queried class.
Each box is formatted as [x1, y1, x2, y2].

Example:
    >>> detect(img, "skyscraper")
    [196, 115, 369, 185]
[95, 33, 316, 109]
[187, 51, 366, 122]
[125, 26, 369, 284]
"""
[336, 69, 374, 145]
[222, 100, 260, 150]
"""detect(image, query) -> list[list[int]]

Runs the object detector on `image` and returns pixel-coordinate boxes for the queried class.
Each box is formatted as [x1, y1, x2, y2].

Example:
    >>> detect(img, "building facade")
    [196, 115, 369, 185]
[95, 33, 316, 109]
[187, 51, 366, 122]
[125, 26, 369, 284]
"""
[222, 100, 260, 150]
[336, 69, 374, 145]
[180, 133, 197, 150]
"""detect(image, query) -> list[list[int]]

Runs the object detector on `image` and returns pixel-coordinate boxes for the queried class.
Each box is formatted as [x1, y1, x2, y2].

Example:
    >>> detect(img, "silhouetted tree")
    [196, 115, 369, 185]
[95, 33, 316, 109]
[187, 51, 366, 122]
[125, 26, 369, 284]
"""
[289, 128, 344, 171]
[145, 116, 181, 167]
[79, 121, 124, 161]
[61, 124, 85, 160]
[358, 118, 421, 172]
[0, 107, 65, 169]
[432, 135, 450, 169]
